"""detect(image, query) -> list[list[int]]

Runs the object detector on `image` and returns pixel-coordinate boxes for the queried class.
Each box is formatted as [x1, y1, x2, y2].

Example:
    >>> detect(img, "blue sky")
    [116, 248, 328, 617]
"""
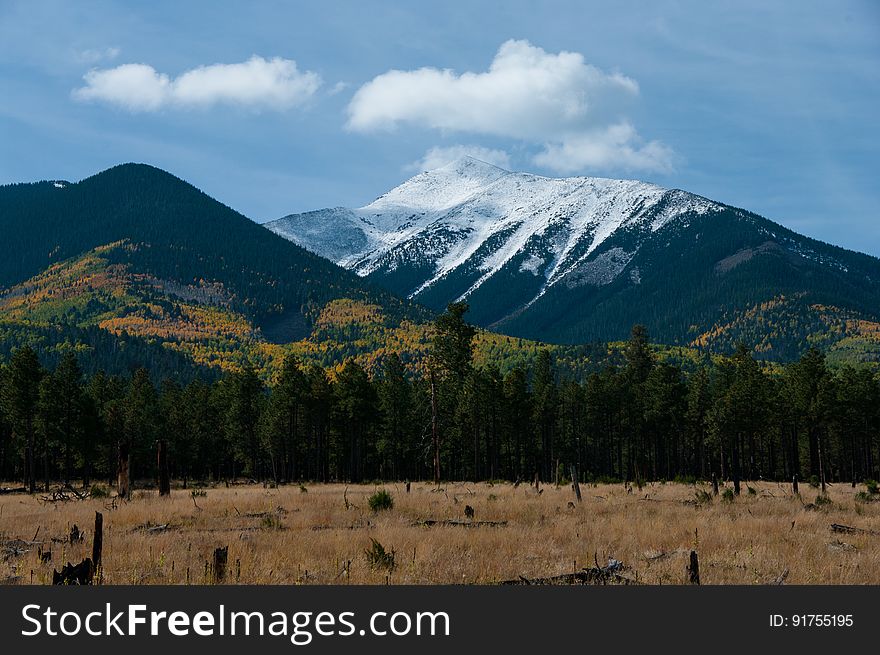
[2, 0, 878, 255]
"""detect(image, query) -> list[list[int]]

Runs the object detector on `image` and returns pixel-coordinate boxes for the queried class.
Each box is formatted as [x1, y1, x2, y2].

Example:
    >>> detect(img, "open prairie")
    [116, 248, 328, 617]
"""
[1, 480, 878, 585]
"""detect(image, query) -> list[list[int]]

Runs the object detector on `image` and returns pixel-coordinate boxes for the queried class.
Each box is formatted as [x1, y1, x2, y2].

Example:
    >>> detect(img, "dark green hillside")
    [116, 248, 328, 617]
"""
[0, 164, 427, 332]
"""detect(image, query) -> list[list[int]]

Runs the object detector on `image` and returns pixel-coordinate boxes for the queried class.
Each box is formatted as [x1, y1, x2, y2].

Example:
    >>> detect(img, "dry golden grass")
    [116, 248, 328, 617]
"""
[1, 480, 878, 585]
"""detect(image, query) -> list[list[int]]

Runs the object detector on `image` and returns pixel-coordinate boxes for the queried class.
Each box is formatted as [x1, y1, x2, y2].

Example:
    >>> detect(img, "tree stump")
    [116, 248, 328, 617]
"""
[53, 559, 94, 585]
[213, 546, 228, 584]
[92, 511, 103, 584]
[712, 472, 719, 496]
[792, 474, 799, 495]
[687, 551, 700, 585]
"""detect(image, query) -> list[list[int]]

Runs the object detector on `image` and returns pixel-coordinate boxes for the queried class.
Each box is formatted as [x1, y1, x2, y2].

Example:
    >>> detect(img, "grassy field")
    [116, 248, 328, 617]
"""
[1, 480, 878, 585]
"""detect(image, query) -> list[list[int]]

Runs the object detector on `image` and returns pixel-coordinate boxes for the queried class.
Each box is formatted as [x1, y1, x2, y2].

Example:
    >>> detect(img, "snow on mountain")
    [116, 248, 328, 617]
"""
[266, 156, 722, 312]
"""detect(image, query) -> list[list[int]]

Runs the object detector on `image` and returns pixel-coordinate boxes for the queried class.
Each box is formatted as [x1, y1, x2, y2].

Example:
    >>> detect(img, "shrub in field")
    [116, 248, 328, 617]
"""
[808, 475, 820, 488]
[89, 484, 109, 499]
[368, 489, 394, 512]
[694, 489, 712, 504]
[261, 514, 284, 530]
[364, 538, 395, 571]
[747, 486, 757, 496]
[865, 479, 879, 495]
[815, 494, 832, 507]
[722, 488, 735, 503]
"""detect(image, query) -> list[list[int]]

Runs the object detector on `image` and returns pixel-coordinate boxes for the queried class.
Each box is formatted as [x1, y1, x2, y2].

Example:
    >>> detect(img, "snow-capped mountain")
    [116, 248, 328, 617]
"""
[267, 156, 880, 347]
[268, 156, 717, 306]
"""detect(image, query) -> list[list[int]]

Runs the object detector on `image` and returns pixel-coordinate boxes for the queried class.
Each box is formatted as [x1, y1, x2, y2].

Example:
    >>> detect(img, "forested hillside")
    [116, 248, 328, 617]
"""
[0, 164, 425, 330]
[497, 205, 880, 360]
[1, 305, 877, 492]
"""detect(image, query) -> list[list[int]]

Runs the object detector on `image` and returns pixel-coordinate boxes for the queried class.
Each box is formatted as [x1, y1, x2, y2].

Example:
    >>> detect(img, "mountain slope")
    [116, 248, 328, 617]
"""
[267, 157, 880, 360]
[2, 164, 630, 380]
[0, 163, 428, 341]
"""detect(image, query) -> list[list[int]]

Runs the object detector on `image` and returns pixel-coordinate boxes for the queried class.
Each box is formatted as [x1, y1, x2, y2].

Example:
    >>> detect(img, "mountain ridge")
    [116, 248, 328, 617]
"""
[267, 156, 721, 306]
[266, 156, 880, 360]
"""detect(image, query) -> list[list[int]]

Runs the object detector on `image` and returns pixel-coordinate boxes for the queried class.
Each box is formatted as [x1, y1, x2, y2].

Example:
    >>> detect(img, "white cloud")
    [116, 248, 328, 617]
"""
[407, 145, 511, 172]
[533, 122, 676, 174]
[347, 39, 673, 174]
[73, 56, 321, 112]
[74, 63, 171, 111]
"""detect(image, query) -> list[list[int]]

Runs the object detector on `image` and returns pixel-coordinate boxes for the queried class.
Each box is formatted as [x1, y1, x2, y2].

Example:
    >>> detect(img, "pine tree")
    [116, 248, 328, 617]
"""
[121, 368, 157, 495]
[376, 354, 413, 480]
[532, 350, 558, 482]
[227, 364, 264, 480]
[2, 346, 43, 492]
[263, 355, 308, 483]
[429, 302, 477, 483]
[332, 360, 377, 483]
[53, 352, 84, 485]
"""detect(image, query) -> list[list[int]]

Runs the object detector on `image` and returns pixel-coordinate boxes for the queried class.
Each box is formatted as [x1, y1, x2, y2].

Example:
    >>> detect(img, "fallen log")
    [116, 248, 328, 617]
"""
[62, 484, 87, 500]
[500, 560, 639, 586]
[132, 522, 176, 534]
[2, 539, 41, 559]
[415, 519, 508, 528]
[831, 523, 880, 536]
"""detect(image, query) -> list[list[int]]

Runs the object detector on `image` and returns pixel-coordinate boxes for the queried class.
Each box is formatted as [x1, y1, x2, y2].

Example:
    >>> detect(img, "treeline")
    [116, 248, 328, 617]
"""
[1, 303, 878, 492]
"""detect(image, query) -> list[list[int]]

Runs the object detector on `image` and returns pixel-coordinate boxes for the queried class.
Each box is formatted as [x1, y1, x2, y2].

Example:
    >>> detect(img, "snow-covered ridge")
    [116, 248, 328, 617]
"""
[266, 156, 722, 304]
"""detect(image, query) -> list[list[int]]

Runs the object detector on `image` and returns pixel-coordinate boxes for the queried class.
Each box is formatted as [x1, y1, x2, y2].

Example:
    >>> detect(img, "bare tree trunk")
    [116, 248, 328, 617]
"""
[117, 441, 130, 499]
[430, 367, 440, 486]
[570, 465, 582, 503]
[43, 433, 49, 492]
[25, 436, 35, 494]
[157, 439, 170, 496]
[732, 435, 741, 495]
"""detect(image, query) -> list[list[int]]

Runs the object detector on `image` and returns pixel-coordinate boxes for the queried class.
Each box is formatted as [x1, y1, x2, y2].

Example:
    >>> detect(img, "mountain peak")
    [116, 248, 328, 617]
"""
[268, 158, 725, 309]
[365, 154, 509, 215]
[433, 154, 509, 177]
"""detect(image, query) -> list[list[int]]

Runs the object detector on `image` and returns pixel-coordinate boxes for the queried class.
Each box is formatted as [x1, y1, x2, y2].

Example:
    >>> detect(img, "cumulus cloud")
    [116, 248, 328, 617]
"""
[73, 56, 321, 112]
[347, 39, 673, 174]
[407, 145, 511, 172]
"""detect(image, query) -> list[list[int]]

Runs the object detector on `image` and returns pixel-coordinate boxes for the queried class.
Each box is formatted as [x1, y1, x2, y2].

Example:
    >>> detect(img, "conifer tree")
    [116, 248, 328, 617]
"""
[2, 346, 43, 492]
